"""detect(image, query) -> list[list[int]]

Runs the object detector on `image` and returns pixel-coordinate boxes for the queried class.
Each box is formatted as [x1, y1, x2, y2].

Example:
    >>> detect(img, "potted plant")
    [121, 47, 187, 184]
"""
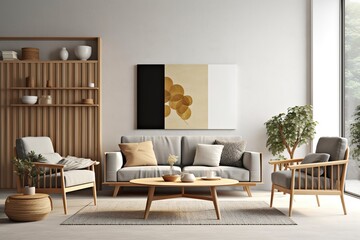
[350, 105, 360, 161]
[12, 151, 44, 195]
[265, 105, 318, 159]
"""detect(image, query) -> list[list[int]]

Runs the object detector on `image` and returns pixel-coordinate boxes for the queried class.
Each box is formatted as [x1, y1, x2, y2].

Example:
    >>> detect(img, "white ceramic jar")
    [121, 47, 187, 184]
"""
[59, 47, 69, 60]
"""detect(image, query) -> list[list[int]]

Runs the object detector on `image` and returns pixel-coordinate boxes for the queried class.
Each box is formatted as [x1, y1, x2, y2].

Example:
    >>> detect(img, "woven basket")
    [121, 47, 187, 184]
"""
[5, 193, 53, 222]
[22, 48, 39, 60]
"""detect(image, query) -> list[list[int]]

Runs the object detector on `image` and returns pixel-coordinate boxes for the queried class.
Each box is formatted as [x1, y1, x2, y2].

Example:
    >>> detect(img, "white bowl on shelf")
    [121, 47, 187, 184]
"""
[21, 96, 38, 104]
[74, 45, 92, 60]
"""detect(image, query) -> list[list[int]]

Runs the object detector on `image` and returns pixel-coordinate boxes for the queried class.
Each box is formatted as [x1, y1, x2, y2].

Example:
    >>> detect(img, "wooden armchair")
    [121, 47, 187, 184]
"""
[15, 137, 98, 214]
[269, 137, 349, 216]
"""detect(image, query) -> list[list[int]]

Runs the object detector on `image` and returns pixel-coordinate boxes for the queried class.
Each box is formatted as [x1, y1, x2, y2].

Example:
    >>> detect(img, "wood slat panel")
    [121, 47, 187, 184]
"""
[0, 59, 101, 189]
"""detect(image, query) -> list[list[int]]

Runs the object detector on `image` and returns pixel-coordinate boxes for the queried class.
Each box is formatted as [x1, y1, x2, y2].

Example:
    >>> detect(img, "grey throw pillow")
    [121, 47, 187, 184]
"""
[301, 153, 330, 177]
[214, 140, 246, 168]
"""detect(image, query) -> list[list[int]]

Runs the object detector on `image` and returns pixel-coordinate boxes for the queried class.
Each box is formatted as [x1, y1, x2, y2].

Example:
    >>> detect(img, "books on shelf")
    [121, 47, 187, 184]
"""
[1, 51, 18, 60]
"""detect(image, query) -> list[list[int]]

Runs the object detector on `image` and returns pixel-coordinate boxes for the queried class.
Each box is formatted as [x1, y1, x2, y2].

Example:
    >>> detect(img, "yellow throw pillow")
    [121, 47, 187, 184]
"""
[119, 141, 158, 167]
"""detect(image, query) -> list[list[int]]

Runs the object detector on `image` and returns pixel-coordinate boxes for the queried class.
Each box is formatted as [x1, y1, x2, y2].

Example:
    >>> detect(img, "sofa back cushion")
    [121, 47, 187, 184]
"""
[181, 136, 242, 166]
[121, 136, 182, 165]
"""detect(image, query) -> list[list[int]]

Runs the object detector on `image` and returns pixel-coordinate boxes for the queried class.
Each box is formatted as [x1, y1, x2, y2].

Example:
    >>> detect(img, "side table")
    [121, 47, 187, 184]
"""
[5, 193, 53, 222]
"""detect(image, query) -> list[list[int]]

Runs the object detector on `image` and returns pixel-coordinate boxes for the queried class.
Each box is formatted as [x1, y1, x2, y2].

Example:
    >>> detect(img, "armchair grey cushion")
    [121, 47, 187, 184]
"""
[271, 170, 331, 189]
[16, 137, 55, 159]
[315, 137, 347, 161]
[301, 153, 330, 176]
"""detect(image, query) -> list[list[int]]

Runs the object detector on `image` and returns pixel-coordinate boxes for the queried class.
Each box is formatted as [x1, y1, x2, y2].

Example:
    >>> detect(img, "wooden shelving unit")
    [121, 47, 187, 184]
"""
[0, 37, 102, 189]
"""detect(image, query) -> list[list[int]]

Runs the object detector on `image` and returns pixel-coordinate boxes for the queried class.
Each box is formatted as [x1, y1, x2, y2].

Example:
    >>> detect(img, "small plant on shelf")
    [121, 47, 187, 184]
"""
[265, 105, 318, 159]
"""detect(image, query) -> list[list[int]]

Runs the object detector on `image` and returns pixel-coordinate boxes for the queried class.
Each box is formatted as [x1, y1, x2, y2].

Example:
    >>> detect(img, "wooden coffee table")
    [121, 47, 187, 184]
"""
[130, 177, 238, 220]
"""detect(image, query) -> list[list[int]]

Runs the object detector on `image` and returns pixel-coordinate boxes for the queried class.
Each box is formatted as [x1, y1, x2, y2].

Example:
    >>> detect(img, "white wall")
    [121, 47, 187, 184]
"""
[311, 0, 341, 149]
[0, 0, 311, 190]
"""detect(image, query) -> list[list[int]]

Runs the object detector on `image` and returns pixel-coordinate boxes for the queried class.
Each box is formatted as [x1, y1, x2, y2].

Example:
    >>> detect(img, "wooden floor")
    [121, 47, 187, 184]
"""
[1, 188, 360, 240]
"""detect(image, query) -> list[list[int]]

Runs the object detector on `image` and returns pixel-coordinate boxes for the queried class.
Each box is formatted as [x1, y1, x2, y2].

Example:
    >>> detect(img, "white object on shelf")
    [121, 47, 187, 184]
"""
[74, 45, 92, 60]
[21, 96, 38, 104]
[88, 82, 95, 88]
[59, 47, 69, 60]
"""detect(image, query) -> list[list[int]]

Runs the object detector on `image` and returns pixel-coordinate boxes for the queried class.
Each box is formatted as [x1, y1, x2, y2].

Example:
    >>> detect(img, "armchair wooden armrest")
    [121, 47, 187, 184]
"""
[269, 158, 303, 172]
[34, 162, 65, 169]
[288, 160, 348, 170]
[269, 158, 303, 165]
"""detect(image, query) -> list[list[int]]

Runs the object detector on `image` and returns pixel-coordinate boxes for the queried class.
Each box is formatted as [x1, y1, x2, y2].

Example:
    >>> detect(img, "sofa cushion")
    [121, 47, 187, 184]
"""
[121, 136, 181, 165]
[271, 170, 331, 189]
[117, 166, 182, 182]
[182, 166, 249, 181]
[182, 136, 242, 166]
[214, 140, 246, 168]
[193, 144, 224, 167]
[119, 141, 158, 167]
[301, 153, 330, 176]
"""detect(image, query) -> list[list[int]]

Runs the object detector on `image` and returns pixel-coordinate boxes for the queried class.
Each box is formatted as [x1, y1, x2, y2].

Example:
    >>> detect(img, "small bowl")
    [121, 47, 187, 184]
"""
[162, 175, 180, 182]
[21, 96, 38, 104]
[81, 98, 94, 104]
[74, 45, 92, 60]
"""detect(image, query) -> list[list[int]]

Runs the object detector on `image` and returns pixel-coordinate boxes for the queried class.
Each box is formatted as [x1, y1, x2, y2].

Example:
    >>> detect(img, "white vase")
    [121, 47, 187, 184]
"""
[24, 186, 35, 195]
[74, 45, 92, 60]
[59, 47, 69, 60]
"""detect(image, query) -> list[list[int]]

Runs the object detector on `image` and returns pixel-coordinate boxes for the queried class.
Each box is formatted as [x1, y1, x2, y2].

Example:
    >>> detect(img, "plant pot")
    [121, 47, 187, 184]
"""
[24, 186, 35, 195]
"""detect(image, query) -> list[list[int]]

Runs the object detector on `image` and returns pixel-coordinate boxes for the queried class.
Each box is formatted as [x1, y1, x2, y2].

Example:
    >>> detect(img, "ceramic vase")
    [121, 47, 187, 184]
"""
[59, 47, 69, 60]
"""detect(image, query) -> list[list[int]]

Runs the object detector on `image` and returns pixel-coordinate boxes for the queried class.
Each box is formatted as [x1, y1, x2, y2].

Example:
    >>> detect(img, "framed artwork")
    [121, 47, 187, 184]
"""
[137, 64, 237, 129]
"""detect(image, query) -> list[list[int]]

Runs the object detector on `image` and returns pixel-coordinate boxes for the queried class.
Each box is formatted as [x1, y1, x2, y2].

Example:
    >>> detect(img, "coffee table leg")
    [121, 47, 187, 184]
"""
[144, 186, 155, 220]
[210, 186, 221, 220]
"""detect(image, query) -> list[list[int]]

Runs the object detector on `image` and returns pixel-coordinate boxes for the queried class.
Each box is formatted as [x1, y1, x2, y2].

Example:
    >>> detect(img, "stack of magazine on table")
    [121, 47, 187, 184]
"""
[1, 51, 18, 60]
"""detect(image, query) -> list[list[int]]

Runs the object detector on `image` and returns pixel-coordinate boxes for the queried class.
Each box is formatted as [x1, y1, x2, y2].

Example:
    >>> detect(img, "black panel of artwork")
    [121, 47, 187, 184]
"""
[137, 64, 165, 129]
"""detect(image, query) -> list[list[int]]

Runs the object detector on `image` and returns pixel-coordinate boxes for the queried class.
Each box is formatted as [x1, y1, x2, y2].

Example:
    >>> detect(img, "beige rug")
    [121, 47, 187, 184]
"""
[61, 200, 296, 225]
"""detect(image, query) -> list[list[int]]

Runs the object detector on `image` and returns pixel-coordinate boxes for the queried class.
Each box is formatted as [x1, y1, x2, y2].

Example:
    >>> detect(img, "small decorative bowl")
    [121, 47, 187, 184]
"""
[162, 175, 180, 182]
[74, 45, 92, 60]
[21, 96, 38, 104]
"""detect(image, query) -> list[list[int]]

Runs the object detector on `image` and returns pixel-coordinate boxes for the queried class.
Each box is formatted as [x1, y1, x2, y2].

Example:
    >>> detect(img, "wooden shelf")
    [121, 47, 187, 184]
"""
[10, 104, 99, 107]
[10, 87, 99, 90]
[0, 60, 98, 63]
[0, 36, 102, 190]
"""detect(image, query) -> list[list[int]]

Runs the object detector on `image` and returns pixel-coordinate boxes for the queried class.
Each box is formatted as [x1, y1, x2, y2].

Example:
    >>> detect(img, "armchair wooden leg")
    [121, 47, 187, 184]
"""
[289, 192, 294, 217]
[340, 192, 347, 215]
[243, 186, 252, 197]
[316, 195, 320, 207]
[62, 189, 68, 215]
[270, 184, 275, 207]
[92, 182, 97, 206]
[113, 186, 121, 197]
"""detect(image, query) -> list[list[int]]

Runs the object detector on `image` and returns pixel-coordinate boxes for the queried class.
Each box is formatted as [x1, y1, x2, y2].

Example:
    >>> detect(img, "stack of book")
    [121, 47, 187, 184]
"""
[1, 51, 18, 60]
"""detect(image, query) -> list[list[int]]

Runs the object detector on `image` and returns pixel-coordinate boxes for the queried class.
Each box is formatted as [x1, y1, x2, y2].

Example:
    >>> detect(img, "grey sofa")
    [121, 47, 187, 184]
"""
[103, 136, 263, 197]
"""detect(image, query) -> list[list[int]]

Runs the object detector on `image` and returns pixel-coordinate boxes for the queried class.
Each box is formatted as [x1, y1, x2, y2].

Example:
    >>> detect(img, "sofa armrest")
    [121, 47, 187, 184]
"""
[242, 151, 262, 182]
[104, 152, 123, 182]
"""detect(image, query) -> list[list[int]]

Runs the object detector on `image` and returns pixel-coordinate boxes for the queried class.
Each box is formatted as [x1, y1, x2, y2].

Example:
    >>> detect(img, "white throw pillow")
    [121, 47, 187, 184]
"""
[193, 144, 224, 167]
[41, 152, 63, 164]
